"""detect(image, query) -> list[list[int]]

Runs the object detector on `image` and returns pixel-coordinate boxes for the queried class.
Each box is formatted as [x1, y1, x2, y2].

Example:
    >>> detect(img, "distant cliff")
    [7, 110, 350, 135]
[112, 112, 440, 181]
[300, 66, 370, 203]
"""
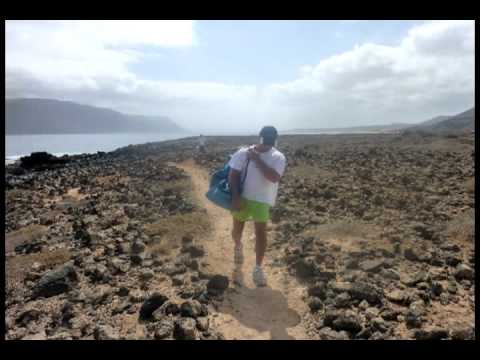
[281, 107, 475, 135]
[5, 98, 185, 134]
[404, 107, 475, 134]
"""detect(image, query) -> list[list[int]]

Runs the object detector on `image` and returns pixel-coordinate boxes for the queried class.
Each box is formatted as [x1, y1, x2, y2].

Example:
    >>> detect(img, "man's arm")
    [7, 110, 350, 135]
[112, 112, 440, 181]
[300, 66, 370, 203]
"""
[255, 158, 281, 183]
[248, 149, 281, 183]
[228, 168, 242, 211]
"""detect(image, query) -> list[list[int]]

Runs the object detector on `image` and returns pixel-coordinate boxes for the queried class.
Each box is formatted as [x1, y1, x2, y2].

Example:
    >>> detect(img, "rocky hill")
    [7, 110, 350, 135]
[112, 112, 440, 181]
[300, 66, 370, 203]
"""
[5, 98, 185, 135]
[284, 107, 474, 135]
[284, 123, 411, 134]
[417, 115, 452, 127]
[404, 108, 475, 135]
[429, 108, 475, 132]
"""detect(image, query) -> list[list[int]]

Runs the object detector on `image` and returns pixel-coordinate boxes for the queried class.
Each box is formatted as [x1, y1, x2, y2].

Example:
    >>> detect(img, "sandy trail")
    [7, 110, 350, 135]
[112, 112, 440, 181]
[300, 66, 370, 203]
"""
[176, 159, 310, 340]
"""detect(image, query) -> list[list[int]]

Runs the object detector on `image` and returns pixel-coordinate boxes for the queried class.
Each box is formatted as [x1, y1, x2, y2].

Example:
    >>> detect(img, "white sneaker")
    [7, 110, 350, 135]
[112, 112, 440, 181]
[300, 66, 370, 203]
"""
[252, 266, 267, 287]
[234, 245, 244, 264]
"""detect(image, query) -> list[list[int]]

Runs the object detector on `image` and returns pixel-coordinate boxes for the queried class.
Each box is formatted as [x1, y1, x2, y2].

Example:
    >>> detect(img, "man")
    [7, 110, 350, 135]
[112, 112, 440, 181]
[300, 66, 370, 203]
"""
[228, 126, 286, 286]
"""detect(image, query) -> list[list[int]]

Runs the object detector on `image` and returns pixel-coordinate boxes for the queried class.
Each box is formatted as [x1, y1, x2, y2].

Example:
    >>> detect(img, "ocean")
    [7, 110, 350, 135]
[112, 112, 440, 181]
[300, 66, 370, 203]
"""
[5, 133, 192, 164]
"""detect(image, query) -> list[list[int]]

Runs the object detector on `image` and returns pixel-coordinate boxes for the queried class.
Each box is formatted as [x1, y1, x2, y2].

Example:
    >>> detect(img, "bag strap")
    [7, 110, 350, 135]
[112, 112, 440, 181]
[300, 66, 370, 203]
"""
[241, 145, 255, 185]
[241, 157, 250, 185]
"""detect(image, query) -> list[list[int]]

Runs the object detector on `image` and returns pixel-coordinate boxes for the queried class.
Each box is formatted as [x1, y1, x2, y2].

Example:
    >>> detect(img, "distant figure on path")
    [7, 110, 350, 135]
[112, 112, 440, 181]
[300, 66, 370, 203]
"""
[197, 134, 206, 153]
[228, 126, 286, 287]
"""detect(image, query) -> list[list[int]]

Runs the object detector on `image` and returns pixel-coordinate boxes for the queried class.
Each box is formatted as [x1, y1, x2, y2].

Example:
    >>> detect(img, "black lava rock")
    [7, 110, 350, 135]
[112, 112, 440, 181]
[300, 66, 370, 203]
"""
[31, 262, 78, 299]
[206, 275, 229, 295]
[139, 293, 169, 320]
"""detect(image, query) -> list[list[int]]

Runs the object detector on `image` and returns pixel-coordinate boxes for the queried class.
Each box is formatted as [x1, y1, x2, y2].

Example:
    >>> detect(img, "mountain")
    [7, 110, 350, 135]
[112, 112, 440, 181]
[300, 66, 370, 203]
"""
[404, 107, 475, 134]
[418, 115, 452, 127]
[282, 122, 411, 134]
[5, 98, 185, 135]
[285, 107, 475, 135]
[430, 108, 475, 132]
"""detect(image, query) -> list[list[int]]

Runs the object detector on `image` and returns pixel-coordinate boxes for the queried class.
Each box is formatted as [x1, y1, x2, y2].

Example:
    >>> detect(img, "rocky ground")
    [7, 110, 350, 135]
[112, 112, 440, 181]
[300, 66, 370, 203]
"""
[5, 140, 227, 340]
[4, 132, 475, 340]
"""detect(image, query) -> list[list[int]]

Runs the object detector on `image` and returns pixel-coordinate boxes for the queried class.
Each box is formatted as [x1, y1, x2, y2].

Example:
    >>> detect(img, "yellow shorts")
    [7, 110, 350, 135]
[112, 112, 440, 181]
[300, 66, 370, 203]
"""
[231, 197, 270, 223]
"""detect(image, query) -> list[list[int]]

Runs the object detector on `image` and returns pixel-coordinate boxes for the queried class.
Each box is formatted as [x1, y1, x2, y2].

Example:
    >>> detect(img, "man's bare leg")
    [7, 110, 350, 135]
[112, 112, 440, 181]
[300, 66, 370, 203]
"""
[232, 217, 246, 264]
[254, 222, 267, 266]
[232, 218, 245, 248]
[252, 221, 268, 286]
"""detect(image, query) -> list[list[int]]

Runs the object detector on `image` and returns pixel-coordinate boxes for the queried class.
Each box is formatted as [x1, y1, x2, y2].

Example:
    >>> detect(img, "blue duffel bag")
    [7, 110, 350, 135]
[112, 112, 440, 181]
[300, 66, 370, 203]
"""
[205, 155, 250, 210]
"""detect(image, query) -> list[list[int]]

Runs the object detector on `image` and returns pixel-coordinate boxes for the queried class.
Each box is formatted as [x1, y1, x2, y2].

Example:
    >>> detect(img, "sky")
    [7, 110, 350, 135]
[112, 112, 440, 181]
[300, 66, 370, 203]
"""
[5, 20, 475, 133]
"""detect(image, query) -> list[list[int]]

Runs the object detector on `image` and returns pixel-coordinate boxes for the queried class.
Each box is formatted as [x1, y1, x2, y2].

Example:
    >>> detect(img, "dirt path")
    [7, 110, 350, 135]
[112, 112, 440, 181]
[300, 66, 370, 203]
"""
[176, 159, 310, 340]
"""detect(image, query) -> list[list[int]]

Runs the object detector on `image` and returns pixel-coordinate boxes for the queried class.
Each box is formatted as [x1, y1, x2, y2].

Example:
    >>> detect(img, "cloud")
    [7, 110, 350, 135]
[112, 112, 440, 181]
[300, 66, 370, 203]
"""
[264, 20, 475, 127]
[5, 20, 193, 80]
[5, 20, 475, 132]
[402, 20, 474, 57]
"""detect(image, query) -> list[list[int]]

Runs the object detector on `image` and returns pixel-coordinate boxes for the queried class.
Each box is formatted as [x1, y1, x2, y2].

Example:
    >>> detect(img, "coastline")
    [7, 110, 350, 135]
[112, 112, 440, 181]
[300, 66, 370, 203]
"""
[5, 152, 84, 166]
[5, 131, 402, 167]
[5, 132, 194, 165]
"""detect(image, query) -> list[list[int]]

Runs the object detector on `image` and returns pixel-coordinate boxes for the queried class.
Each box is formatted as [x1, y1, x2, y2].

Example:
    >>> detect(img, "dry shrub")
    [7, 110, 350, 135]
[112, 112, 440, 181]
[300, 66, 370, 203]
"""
[316, 221, 375, 238]
[465, 178, 475, 194]
[302, 220, 384, 251]
[149, 242, 170, 257]
[96, 175, 126, 186]
[446, 209, 475, 244]
[5, 189, 31, 203]
[289, 164, 334, 180]
[6, 248, 71, 291]
[144, 211, 211, 255]
[5, 225, 49, 253]
[64, 187, 88, 200]
[161, 178, 191, 194]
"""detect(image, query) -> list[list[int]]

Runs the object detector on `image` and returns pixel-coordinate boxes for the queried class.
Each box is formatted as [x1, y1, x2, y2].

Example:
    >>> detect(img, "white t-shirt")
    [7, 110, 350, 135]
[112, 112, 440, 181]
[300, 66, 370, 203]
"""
[228, 146, 286, 206]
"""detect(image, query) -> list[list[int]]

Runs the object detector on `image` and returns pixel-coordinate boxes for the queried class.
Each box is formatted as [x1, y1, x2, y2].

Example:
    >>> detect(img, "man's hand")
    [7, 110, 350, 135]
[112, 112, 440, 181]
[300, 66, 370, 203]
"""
[247, 148, 281, 183]
[247, 148, 261, 162]
[231, 195, 242, 212]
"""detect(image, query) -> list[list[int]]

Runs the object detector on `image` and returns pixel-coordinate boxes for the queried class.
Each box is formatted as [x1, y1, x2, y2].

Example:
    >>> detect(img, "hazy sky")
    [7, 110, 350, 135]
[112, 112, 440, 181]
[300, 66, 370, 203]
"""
[5, 20, 475, 132]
